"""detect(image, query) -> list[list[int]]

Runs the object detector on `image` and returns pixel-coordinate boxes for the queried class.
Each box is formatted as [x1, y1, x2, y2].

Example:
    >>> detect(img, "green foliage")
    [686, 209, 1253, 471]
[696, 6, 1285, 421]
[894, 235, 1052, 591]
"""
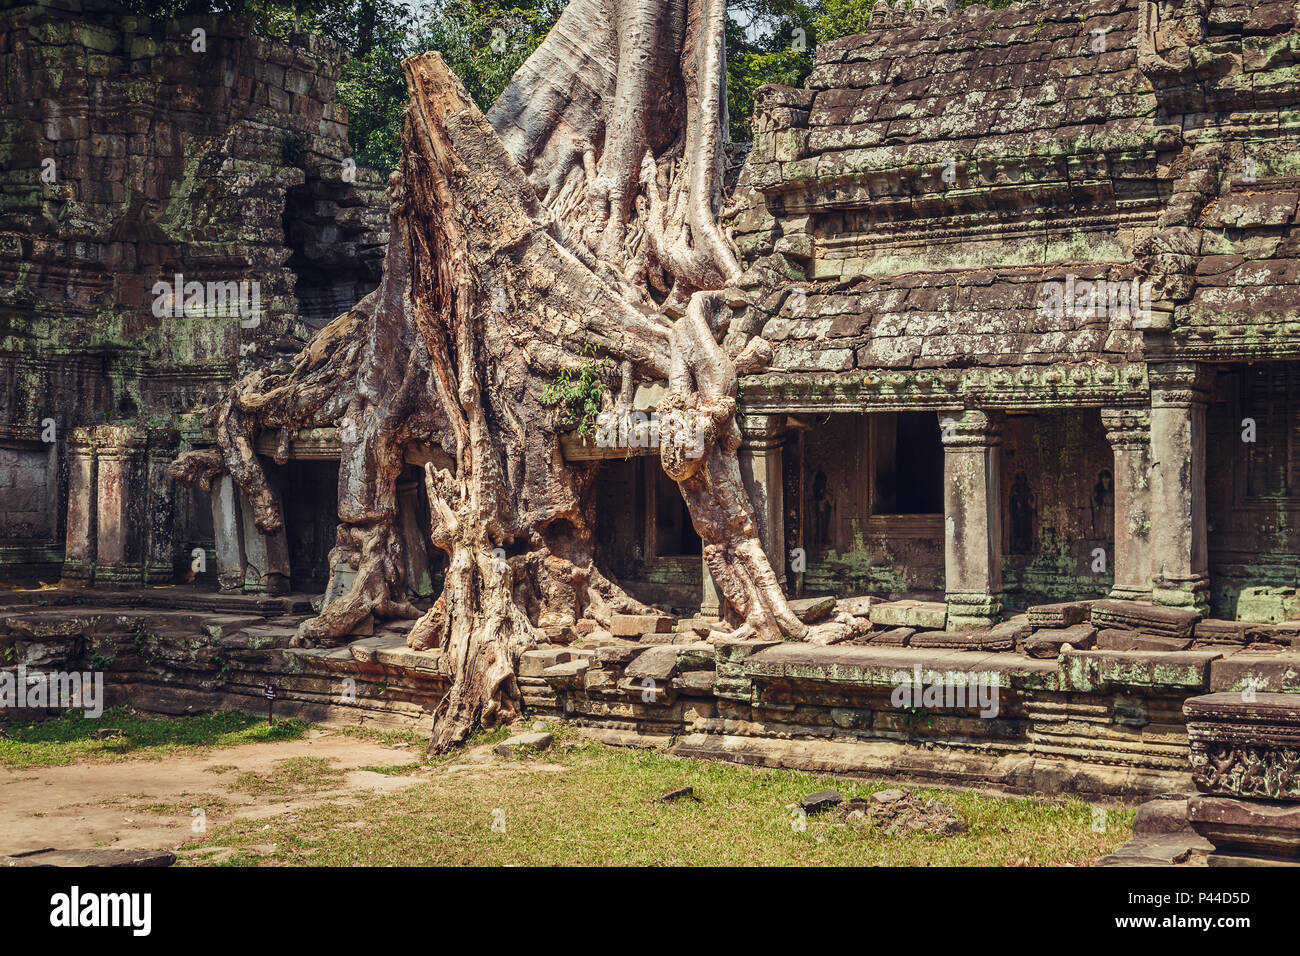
[122, 0, 1020, 163]
[540, 344, 612, 437]
[727, 0, 817, 141]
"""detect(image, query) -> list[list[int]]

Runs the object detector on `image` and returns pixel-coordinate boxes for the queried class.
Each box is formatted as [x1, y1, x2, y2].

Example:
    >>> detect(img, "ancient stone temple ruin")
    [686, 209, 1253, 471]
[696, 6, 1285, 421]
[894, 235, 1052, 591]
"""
[6, 0, 1300, 864]
[0, 1, 389, 588]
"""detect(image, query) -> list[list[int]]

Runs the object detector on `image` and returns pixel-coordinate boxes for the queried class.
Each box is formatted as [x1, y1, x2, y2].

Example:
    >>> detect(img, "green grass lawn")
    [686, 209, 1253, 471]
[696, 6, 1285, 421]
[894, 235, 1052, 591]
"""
[181, 732, 1135, 867]
[0, 707, 308, 768]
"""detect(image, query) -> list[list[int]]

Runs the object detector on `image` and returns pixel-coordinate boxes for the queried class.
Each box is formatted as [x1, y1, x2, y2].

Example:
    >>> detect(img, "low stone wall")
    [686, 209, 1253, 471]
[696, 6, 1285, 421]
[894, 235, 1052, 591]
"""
[516, 638, 1224, 797]
[6, 590, 1300, 799]
[0, 595, 447, 733]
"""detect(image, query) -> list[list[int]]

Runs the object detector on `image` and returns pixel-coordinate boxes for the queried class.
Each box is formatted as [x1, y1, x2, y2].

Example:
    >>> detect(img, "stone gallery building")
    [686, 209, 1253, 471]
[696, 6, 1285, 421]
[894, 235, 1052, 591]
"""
[0, 1, 389, 589]
[602, 0, 1300, 630]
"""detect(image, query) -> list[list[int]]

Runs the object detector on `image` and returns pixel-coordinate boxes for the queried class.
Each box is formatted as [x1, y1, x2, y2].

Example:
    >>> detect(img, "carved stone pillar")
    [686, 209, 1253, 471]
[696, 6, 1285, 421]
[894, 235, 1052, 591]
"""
[144, 429, 179, 584]
[940, 410, 1003, 629]
[700, 555, 721, 618]
[1149, 363, 1210, 612]
[93, 425, 148, 586]
[1102, 408, 1154, 601]
[737, 413, 786, 590]
[60, 427, 97, 587]
[210, 474, 245, 592]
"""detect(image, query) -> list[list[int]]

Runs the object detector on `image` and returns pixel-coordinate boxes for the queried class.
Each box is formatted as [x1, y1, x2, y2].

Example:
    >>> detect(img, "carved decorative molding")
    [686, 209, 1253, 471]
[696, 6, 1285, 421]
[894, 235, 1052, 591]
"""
[740, 363, 1149, 412]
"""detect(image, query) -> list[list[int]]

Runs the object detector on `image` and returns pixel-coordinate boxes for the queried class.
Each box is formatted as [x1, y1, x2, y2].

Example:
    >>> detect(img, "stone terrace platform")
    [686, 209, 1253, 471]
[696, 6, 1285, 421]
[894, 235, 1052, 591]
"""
[6, 589, 1300, 799]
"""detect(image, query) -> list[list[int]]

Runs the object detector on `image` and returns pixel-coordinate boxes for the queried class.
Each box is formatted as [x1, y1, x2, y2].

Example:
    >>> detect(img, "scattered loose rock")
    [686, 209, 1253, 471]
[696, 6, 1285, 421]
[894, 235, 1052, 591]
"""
[659, 786, 697, 803]
[838, 790, 968, 836]
[799, 789, 844, 814]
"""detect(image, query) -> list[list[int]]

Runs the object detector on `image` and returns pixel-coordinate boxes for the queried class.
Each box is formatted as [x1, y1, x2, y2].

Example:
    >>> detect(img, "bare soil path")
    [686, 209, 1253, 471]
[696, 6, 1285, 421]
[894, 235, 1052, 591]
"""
[0, 729, 425, 858]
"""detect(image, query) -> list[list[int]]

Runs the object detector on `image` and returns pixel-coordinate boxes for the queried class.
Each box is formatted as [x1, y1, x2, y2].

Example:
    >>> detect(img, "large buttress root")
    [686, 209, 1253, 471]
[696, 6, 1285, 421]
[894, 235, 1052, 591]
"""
[172, 0, 806, 754]
[398, 52, 671, 751]
[488, 0, 740, 304]
[660, 292, 807, 641]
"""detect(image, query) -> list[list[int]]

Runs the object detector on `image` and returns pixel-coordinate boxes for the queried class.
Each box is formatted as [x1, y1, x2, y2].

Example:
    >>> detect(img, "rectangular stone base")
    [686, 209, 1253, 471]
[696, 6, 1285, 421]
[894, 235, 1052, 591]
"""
[1188, 796, 1300, 865]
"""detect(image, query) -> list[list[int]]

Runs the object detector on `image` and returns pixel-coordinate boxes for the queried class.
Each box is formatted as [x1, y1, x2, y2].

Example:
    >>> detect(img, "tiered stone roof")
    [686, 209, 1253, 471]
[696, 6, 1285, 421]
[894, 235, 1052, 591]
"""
[729, 0, 1300, 399]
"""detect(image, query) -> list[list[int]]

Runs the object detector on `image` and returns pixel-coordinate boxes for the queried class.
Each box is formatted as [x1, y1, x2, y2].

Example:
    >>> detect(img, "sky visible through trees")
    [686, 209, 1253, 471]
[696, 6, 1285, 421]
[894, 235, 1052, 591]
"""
[122, 0, 1013, 174]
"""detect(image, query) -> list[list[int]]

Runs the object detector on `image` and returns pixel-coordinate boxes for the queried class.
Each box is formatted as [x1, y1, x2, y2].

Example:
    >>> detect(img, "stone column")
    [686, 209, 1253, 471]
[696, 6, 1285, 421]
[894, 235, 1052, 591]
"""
[1149, 363, 1210, 612]
[210, 474, 245, 592]
[237, 470, 291, 595]
[1101, 408, 1154, 601]
[700, 555, 721, 618]
[60, 427, 97, 587]
[143, 428, 180, 584]
[940, 410, 1003, 629]
[737, 413, 786, 590]
[93, 425, 148, 586]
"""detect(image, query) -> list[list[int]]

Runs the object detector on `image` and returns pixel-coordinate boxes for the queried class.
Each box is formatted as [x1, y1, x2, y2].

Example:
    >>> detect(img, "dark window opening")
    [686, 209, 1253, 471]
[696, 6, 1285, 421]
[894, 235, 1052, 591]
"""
[281, 460, 340, 591]
[653, 465, 702, 556]
[282, 176, 384, 329]
[1242, 364, 1298, 498]
[873, 411, 944, 515]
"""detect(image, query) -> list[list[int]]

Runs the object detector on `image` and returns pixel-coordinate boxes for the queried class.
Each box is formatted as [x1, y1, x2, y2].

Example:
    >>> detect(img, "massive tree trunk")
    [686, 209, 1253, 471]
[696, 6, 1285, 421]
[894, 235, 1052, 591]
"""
[172, 0, 805, 753]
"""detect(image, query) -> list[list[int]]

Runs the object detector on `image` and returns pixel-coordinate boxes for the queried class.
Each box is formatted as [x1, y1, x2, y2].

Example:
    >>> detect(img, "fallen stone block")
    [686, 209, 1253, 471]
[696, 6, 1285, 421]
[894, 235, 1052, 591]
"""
[1097, 629, 1190, 652]
[1091, 600, 1200, 639]
[1188, 795, 1300, 864]
[493, 731, 553, 757]
[911, 629, 1015, 651]
[1027, 601, 1092, 629]
[610, 613, 674, 636]
[806, 621, 853, 645]
[674, 643, 716, 670]
[541, 659, 589, 686]
[988, 617, 1032, 649]
[623, 645, 680, 681]
[1024, 624, 1097, 660]
[5, 848, 176, 868]
[592, 643, 644, 666]
[576, 630, 628, 648]
[1250, 622, 1300, 647]
[799, 789, 843, 814]
[660, 786, 697, 803]
[867, 627, 914, 646]
[519, 647, 571, 678]
[1133, 798, 1197, 837]
[788, 595, 836, 623]
[1194, 619, 1251, 645]
[837, 596, 874, 617]
[673, 670, 715, 694]
[869, 600, 947, 630]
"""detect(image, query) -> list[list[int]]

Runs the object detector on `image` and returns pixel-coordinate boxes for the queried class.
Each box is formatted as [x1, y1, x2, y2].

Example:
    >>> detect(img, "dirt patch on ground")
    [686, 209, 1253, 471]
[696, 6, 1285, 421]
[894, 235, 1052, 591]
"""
[0, 729, 427, 857]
